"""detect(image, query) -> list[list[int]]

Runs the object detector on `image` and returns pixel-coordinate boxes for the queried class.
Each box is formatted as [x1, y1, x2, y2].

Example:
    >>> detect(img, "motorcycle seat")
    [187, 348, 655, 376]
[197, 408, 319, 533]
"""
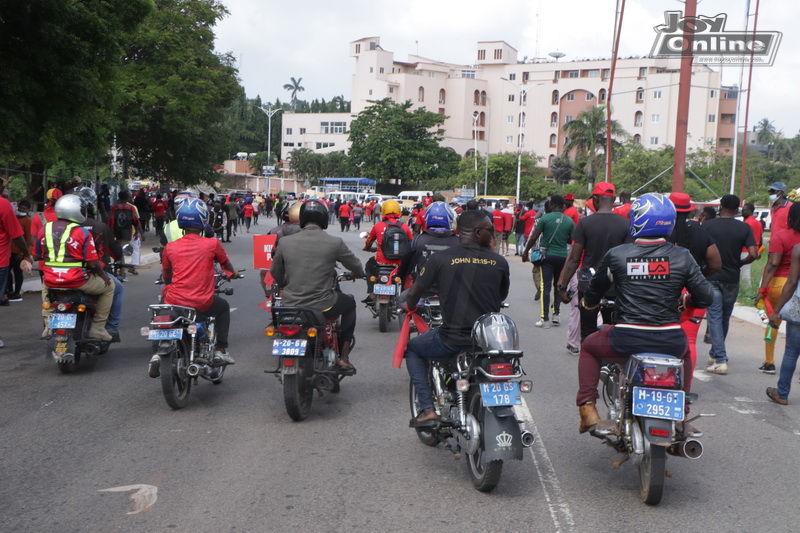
[272, 306, 327, 327]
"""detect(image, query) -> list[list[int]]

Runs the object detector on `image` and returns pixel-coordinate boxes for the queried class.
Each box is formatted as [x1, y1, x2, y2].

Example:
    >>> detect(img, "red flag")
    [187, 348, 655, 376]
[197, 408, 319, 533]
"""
[258, 300, 270, 312]
[392, 311, 429, 368]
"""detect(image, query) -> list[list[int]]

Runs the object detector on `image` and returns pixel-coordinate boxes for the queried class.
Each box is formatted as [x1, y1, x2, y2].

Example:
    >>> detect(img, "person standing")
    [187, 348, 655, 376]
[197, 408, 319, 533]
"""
[98, 184, 112, 224]
[243, 200, 254, 233]
[523, 195, 574, 328]
[768, 182, 793, 235]
[151, 193, 169, 239]
[519, 201, 541, 299]
[0, 196, 34, 346]
[6, 200, 34, 302]
[224, 198, 239, 241]
[756, 203, 800, 374]
[338, 200, 351, 232]
[562, 194, 581, 227]
[133, 190, 152, 233]
[702, 194, 758, 375]
[613, 189, 632, 219]
[490, 203, 505, 254]
[766, 244, 800, 405]
[353, 203, 363, 231]
[740, 202, 764, 286]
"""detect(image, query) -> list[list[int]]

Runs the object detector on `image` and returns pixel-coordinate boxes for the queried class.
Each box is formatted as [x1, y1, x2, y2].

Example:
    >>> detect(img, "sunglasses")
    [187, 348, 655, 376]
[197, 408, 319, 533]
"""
[476, 226, 495, 234]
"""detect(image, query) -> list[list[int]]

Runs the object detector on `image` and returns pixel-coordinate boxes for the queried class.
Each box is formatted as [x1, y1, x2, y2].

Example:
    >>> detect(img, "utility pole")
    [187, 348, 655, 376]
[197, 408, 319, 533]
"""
[256, 105, 283, 195]
[671, 0, 697, 193]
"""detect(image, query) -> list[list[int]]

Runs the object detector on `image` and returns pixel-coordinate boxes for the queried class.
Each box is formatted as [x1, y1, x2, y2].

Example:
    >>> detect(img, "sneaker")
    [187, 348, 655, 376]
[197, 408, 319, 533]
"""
[759, 363, 776, 374]
[148, 355, 161, 378]
[706, 362, 728, 375]
[213, 350, 235, 365]
[7, 293, 22, 302]
[107, 331, 121, 343]
[551, 314, 560, 325]
[706, 357, 715, 366]
[535, 319, 551, 329]
[0, 299, 8, 306]
[566, 344, 579, 355]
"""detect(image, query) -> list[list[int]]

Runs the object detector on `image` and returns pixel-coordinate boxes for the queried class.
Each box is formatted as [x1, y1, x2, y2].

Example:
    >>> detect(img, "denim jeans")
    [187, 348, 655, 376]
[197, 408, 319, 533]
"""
[706, 280, 740, 364]
[777, 321, 800, 399]
[406, 328, 469, 410]
[106, 273, 124, 334]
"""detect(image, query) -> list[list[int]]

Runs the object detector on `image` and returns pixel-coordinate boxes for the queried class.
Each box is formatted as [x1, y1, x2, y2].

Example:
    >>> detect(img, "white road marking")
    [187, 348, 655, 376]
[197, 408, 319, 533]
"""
[735, 397, 754, 402]
[729, 405, 759, 415]
[515, 397, 576, 533]
[230, 307, 238, 312]
[99, 484, 158, 515]
[793, 430, 800, 437]
[43, 401, 54, 408]
[693, 371, 712, 382]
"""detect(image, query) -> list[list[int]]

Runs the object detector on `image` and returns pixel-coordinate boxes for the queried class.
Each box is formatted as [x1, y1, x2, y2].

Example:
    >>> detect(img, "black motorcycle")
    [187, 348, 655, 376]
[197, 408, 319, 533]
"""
[409, 312, 534, 492]
[45, 289, 110, 373]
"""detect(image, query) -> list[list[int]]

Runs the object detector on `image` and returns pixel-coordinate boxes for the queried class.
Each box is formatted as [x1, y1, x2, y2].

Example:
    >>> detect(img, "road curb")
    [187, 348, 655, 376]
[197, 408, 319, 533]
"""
[22, 251, 160, 293]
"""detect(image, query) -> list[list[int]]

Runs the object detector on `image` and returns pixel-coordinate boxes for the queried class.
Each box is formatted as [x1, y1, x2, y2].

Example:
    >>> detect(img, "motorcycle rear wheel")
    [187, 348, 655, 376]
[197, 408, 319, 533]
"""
[639, 438, 667, 505]
[378, 303, 389, 332]
[409, 382, 439, 447]
[57, 346, 81, 374]
[283, 361, 313, 421]
[466, 390, 503, 492]
[161, 341, 191, 410]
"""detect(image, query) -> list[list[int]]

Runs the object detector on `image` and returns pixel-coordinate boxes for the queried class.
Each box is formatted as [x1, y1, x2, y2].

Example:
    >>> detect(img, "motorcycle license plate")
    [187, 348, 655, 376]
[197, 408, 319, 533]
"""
[632, 387, 685, 421]
[147, 328, 183, 340]
[374, 284, 395, 296]
[48, 313, 77, 329]
[272, 338, 307, 356]
[479, 382, 521, 407]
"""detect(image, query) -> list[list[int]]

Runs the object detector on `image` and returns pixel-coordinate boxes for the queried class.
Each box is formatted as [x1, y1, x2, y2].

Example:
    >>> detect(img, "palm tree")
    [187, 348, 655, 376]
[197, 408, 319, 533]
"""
[283, 77, 305, 111]
[755, 118, 777, 145]
[562, 105, 627, 188]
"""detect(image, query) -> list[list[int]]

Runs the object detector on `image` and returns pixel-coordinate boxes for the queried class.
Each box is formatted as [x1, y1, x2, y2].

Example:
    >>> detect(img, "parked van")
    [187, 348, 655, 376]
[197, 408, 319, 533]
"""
[325, 191, 369, 204]
[397, 190, 433, 207]
[476, 195, 517, 206]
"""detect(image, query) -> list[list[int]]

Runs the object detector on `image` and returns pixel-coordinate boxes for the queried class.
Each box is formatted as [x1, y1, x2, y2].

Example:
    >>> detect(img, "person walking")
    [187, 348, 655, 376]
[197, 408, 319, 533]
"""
[740, 203, 764, 286]
[0, 195, 34, 346]
[5, 200, 34, 302]
[766, 243, 800, 405]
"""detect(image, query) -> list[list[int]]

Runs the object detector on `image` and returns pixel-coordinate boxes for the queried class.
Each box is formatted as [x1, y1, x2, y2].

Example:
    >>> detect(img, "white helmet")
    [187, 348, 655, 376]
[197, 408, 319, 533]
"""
[54, 194, 86, 224]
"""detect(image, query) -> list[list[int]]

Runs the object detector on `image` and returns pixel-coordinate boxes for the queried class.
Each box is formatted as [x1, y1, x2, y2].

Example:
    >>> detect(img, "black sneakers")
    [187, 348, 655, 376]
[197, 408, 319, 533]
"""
[759, 363, 776, 374]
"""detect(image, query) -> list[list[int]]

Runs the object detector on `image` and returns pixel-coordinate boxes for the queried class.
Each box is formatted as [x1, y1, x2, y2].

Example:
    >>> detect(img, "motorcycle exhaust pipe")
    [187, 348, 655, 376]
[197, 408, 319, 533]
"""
[667, 439, 704, 460]
[520, 430, 535, 448]
[314, 374, 333, 391]
[83, 344, 99, 357]
[187, 364, 210, 377]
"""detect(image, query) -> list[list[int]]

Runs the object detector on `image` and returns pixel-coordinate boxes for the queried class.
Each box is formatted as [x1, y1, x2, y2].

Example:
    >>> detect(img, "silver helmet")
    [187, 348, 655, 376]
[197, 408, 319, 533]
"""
[54, 194, 86, 224]
[471, 313, 520, 352]
[72, 186, 97, 216]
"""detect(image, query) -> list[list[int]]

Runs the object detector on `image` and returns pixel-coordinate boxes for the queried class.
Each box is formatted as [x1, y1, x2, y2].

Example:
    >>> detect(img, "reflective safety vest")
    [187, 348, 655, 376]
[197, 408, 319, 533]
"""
[164, 220, 185, 243]
[44, 221, 83, 268]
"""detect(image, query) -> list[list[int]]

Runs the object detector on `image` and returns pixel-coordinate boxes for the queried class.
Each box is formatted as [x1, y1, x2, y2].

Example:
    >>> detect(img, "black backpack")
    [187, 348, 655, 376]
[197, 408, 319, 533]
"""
[381, 221, 410, 260]
[114, 207, 133, 230]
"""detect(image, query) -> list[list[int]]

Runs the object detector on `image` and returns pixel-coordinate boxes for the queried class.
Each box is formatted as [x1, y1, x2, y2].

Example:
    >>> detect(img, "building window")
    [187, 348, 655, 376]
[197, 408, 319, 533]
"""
[708, 114, 716, 123]
[368, 89, 373, 95]
[319, 122, 346, 134]
[719, 138, 733, 147]
[474, 90, 480, 105]
[438, 108, 445, 115]
[461, 70, 476, 79]
[549, 134, 557, 147]
[507, 115, 514, 123]
[588, 70, 600, 78]
[586, 92, 594, 101]
[710, 90, 717, 98]
[599, 89, 606, 102]
[286, 128, 292, 135]
[299, 128, 306, 135]
[565, 115, 573, 123]
[389, 87, 394, 94]
[567, 71, 579, 78]
[478, 49, 486, 61]
[721, 113, 736, 124]
[523, 72, 529, 81]
[639, 67, 648, 77]
[555, 71, 561, 80]
[479, 112, 486, 127]
[283, 142, 295, 147]
[518, 133, 525, 147]
[566, 93, 575, 101]
[418, 86, 424, 102]
[550, 112, 558, 127]
[519, 112, 526, 126]
[633, 134, 641, 145]
[634, 111, 643, 127]
[494, 49, 503, 60]
[650, 137, 659, 145]
[653, 90, 662, 99]
[355, 44, 361, 54]
[379, 67, 384, 74]
[509, 73, 516, 81]
[636, 88, 644, 102]
[369, 67, 373, 73]
[506, 136, 513, 144]
[724, 90, 738, 99]
[651, 114, 660, 123]
[480, 91, 487, 106]
[521, 92, 527, 106]
[508, 94, 515, 102]
[428, 71, 435, 78]
[315, 142, 335, 149]
[602, 69, 610, 81]
[552, 90, 559, 104]
[439, 89, 446, 104]
[478, 131, 485, 141]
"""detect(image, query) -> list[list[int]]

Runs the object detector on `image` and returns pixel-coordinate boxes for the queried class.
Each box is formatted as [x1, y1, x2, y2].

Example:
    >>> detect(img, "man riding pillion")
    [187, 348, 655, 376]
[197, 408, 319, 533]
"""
[396, 201, 459, 288]
[149, 198, 237, 378]
[403, 210, 510, 427]
[576, 193, 713, 436]
[36, 195, 116, 342]
[270, 199, 365, 370]
[363, 199, 413, 305]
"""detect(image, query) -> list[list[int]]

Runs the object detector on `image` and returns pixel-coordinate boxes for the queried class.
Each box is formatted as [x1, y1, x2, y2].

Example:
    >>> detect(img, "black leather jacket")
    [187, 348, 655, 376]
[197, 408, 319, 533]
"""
[584, 240, 713, 326]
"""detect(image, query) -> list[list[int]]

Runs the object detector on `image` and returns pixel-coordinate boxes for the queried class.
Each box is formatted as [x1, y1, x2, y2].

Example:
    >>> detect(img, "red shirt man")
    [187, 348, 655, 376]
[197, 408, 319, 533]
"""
[338, 203, 351, 218]
[743, 213, 763, 252]
[162, 233, 231, 311]
[421, 193, 433, 207]
[365, 215, 413, 265]
[36, 220, 99, 288]
[491, 206, 505, 233]
[1, 197, 27, 274]
[151, 197, 169, 219]
[614, 203, 632, 219]
[520, 208, 537, 238]
[563, 194, 581, 227]
[243, 203, 254, 218]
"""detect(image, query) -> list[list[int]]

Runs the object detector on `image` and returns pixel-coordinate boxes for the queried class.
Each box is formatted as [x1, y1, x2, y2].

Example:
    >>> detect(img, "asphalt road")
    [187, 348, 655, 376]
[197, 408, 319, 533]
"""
[1, 217, 797, 532]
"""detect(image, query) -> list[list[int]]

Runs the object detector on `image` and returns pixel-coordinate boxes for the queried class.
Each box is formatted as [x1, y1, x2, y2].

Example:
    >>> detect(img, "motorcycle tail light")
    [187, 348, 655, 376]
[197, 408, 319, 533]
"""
[153, 315, 173, 329]
[307, 327, 317, 338]
[283, 359, 295, 367]
[56, 329, 66, 335]
[141, 327, 151, 336]
[520, 380, 533, 393]
[278, 325, 301, 337]
[77, 304, 86, 312]
[488, 363, 514, 377]
[641, 366, 677, 387]
[651, 428, 670, 437]
[56, 303, 69, 312]
[265, 326, 275, 337]
[456, 379, 470, 392]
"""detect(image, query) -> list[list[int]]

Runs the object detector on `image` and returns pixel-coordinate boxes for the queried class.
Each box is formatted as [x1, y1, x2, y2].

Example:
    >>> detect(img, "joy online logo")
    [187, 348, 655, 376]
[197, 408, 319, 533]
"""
[651, 11, 781, 66]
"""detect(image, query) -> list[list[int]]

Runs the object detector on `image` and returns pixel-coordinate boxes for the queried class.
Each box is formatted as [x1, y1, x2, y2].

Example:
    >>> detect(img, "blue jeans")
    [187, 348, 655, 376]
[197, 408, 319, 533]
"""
[406, 328, 469, 410]
[777, 321, 800, 399]
[706, 280, 740, 364]
[106, 273, 124, 333]
[0, 266, 8, 297]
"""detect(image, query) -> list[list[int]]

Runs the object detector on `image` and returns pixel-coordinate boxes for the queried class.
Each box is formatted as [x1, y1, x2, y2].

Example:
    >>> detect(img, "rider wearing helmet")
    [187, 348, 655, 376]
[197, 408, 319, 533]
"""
[35, 194, 116, 342]
[154, 199, 238, 375]
[109, 190, 142, 246]
[576, 193, 714, 436]
[397, 202, 459, 291]
[72, 187, 126, 342]
[363, 199, 413, 302]
[260, 201, 303, 298]
[270, 199, 365, 369]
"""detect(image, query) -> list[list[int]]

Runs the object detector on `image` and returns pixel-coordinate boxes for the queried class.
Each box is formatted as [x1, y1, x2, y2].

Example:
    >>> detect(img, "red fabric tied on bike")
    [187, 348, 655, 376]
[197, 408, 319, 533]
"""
[392, 311, 429, 368]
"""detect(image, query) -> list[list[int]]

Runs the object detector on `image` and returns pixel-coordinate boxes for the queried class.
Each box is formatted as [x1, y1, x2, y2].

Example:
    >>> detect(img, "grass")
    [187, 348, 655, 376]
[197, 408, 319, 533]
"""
[737, 252, 767, 306]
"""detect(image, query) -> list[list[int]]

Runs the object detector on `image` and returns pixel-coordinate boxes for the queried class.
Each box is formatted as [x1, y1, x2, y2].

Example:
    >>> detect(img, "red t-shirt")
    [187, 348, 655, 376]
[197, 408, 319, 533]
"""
[563, 205, 581, 227]
[520, 209, 537, 237]
[367, 218, 413, 264]
[743, 215, 763, 251]
[243, 204, 254, 217]
[421, 196, 433, 207]
[768, 228, 800, 278]
[36, 221, 99, 288]
[162, 234, 230, 312]
[491, 210, 505, 232]
[338, 204, 351, 218]
[771, 201, 792, 235]
[614, 203, 632, 220]
[501, 210, 514, 232]
[0, 197, 24, 268]
[151, 199, 168, 218]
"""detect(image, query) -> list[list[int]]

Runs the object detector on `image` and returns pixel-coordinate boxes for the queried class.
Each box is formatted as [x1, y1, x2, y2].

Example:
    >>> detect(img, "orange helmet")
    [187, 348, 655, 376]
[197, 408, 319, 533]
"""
[381, 199, 401, 218]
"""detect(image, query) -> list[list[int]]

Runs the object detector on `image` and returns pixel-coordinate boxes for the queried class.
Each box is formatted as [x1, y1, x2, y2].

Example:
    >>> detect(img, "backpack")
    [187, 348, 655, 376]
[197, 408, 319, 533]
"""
[381, 221, 410, 260]
[114, 206, 133, 230]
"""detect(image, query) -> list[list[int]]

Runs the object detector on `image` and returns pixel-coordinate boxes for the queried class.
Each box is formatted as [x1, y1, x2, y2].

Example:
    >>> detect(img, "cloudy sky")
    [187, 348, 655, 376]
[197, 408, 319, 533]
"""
[215, 0, 799, 135]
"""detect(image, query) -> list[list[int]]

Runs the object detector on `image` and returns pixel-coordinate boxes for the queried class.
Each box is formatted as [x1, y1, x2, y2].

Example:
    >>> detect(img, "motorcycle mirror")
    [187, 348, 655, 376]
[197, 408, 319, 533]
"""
[359, 231, 369, 239]
[122, 244, 134, 255]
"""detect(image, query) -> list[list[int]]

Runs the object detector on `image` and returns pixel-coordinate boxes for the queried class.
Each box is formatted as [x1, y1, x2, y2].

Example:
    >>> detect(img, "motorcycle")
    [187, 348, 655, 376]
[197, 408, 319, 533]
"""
[409, 295, 443, 333]
[409, 311, 534, 492]
[141, 271, 243, 409]
[591, 301, 713, 504]
[267, 272, 356, 421]
[44, 289, 109, 374]
[367, 264, 403, 332]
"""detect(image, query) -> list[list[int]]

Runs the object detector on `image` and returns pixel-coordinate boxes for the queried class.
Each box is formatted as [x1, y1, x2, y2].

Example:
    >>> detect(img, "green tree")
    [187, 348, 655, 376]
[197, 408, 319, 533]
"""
[0, 0, 153, 167]
[549, 155, 574, 185]
[115, 0, 239, 185]
[348, 99, 460, 185]
[562, 105, 627, 188]
[283, 77, 305, 111]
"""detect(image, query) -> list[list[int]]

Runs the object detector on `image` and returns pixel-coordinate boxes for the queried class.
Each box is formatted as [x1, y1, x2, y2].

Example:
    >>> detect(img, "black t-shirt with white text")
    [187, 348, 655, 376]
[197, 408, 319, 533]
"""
[415, 243, 510, 345]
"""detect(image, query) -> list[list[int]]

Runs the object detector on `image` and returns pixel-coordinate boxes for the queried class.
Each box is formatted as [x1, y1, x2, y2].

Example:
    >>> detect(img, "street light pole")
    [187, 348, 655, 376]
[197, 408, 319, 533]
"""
[472, 111, 479, 195]
[256, 105, 283, 195]
[484, 96, 491, 196]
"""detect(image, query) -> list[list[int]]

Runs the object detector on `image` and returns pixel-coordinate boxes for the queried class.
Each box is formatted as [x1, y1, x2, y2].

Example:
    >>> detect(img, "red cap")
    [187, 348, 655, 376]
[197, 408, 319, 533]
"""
[592, 182, 616, 197]
[669, 192, 694, 212]
[564, 193, 575, 201]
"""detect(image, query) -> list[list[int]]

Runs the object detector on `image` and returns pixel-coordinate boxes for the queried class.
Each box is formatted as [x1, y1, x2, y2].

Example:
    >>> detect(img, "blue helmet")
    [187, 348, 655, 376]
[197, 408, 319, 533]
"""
[424, 201, 455, 229]
[629, 193, 676, 238]
[175, 198, 209, 229]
